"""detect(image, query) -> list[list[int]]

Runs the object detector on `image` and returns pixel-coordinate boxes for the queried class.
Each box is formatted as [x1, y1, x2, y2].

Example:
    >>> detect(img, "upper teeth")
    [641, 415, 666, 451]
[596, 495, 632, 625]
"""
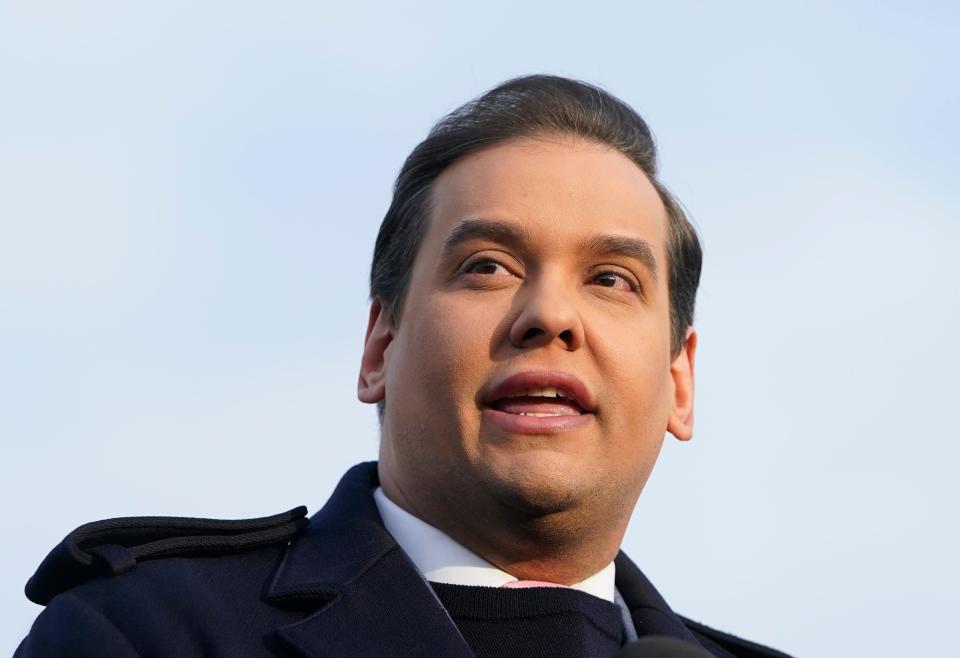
[509, 387, 568, 399]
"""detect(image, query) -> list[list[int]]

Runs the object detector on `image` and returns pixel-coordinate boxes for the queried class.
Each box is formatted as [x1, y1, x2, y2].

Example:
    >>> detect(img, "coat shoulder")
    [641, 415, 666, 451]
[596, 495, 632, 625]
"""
[25, 506, 309, 605]
[680, 615, 795, 658]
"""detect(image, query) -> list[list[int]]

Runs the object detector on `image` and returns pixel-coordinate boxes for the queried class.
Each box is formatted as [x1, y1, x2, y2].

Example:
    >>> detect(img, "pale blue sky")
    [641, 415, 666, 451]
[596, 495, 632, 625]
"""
[2, 2, 958, 656]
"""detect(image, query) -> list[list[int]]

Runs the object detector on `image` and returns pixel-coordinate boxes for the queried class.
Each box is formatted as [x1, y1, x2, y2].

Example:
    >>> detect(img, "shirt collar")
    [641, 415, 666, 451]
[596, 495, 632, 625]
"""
[373, 486, 615, 602]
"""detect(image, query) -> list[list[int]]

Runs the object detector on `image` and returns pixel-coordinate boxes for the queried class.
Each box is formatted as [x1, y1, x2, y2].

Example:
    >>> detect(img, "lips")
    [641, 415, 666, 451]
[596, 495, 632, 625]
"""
[494, 396, 582, 417]
[481, 371, 596, 417]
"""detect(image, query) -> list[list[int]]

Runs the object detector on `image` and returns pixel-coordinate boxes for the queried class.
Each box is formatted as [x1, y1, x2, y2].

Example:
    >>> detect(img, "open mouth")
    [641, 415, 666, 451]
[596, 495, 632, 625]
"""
[480, 372, 596, 432]
[490, 388, 586, 417]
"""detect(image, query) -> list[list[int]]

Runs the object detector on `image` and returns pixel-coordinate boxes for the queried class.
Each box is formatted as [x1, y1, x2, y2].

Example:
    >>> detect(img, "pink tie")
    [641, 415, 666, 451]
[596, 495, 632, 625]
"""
[501, 580, 569, 589]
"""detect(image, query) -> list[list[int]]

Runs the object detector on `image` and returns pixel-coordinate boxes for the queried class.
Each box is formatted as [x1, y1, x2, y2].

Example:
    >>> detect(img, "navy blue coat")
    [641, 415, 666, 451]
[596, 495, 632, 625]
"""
[16, 462, 790, 657]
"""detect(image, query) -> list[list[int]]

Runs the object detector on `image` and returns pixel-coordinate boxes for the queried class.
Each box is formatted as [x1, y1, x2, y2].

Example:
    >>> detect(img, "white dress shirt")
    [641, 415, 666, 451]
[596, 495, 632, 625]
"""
[373, 486, 616, 603]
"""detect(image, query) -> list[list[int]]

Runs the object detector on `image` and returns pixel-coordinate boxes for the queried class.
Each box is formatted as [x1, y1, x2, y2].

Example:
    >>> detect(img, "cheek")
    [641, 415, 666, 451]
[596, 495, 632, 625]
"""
[596, 335, 672, 493]
[391, 292, 503, 415]
[592, 318, 674, 431]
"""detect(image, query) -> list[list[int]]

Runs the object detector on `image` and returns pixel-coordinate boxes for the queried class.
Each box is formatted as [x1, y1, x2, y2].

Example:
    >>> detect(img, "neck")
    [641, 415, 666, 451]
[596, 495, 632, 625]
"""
[378, 464, 628, 585]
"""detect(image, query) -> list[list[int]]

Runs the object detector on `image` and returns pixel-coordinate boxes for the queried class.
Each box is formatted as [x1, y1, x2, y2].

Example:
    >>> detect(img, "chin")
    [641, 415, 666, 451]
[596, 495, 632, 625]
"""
[479, 452, 595, 518]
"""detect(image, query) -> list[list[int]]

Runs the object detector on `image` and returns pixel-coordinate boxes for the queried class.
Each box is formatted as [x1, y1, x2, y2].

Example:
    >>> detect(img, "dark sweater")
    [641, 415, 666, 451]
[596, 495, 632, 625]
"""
[432, 582, 624, 658]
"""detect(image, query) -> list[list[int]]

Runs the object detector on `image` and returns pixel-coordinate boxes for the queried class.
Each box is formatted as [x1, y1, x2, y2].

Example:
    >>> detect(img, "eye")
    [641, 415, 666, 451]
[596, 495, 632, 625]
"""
[592, 271, 636, 291]
[464, 259, 513, 276]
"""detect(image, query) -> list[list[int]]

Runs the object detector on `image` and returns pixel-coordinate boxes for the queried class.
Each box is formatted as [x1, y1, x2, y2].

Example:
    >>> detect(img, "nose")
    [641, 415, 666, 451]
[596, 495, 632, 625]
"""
[508, 274, 585, 351]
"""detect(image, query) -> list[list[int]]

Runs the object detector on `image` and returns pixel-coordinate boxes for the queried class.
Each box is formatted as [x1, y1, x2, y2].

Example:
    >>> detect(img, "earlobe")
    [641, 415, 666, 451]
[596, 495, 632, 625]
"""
[666, 327, 697, 441]
[357, 298, 394, 404]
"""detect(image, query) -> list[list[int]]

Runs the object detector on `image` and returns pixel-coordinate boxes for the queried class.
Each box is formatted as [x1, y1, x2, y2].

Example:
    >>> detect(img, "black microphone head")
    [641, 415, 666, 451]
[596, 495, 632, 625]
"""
[615, 635, 715, 658]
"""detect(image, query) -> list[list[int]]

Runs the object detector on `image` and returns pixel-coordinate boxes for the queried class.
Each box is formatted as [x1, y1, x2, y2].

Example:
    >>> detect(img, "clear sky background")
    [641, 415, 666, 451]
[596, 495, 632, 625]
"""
[2, 2, 957, 656]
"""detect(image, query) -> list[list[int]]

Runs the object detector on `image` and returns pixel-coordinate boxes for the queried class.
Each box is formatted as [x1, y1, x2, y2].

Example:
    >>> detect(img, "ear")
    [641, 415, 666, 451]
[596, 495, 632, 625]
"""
[357, 298, 395, 404]
[666, 326, 697, 441]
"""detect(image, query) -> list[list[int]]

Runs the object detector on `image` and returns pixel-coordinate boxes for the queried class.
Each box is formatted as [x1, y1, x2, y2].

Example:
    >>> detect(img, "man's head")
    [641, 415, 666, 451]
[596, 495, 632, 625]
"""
[371, 75, 700, 367]
[357, 75, 701, 576]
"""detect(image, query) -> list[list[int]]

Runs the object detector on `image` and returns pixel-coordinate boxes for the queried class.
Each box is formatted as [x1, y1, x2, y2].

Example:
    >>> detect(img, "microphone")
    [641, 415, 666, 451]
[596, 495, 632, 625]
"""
[614, 635, 715, 658]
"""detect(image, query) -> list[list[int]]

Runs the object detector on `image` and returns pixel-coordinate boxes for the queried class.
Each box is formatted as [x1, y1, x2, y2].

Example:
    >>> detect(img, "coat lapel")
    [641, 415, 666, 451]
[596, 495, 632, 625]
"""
[614, 551, 703, 644]
[266, 463, 473, 658]
[266, 462, 705, 657]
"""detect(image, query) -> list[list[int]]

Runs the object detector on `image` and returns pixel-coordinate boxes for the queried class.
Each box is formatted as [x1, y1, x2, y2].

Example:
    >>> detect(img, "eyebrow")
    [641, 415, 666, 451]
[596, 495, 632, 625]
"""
[441, 218, 531, 257]
[578, 234, 658, 282]
[441, 218, 659, 282]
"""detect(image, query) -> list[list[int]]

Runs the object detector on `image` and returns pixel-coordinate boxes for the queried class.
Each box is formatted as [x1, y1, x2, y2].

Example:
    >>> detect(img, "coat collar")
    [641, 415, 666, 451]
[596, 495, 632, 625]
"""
[267, 462, 473, 657]
[614, 551, 701, 644]
[267, 462, 701, 656]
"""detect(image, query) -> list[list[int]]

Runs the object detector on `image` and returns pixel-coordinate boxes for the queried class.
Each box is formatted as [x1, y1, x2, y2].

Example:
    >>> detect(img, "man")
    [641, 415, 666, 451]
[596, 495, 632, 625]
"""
[16, 75, 791, 657]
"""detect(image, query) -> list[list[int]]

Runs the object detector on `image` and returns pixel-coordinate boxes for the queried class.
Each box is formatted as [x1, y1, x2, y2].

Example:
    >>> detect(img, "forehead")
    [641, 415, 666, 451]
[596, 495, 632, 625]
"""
[427, 135, 668, 261]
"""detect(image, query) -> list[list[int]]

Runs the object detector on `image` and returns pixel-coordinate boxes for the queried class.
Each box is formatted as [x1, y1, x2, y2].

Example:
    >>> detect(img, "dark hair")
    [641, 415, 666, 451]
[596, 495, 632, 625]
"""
[370, 75, 702, 414]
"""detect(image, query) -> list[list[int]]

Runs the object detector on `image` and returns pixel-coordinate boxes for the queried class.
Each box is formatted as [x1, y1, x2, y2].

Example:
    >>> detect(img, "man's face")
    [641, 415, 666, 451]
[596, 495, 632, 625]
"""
[360, 135, 695, 538]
